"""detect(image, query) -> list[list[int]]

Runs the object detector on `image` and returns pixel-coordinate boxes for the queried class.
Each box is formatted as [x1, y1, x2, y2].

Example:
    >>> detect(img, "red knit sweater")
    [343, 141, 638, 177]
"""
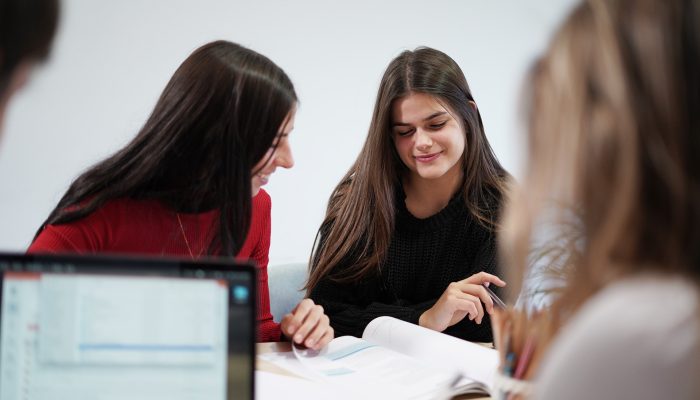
[28, 189, 282, 342]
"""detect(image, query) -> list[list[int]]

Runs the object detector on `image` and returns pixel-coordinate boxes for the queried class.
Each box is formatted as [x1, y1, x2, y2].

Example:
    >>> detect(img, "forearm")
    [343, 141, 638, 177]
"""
[317, 298, 432, 338]
[257, 319, 282, 342]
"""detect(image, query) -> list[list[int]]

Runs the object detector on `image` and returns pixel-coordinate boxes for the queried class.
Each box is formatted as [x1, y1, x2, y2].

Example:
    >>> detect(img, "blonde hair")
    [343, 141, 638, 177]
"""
[503, 0, 700, 311]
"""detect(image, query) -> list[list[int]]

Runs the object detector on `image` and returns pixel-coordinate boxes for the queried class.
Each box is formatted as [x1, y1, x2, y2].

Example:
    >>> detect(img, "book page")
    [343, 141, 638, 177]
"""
[363, 316, 498, 389]
[255, 371, 352, 400]
[292, 335, 462, 399]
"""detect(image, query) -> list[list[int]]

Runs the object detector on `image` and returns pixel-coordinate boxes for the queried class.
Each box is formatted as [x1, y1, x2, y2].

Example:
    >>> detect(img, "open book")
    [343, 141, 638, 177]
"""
[263, 316, 498, 399]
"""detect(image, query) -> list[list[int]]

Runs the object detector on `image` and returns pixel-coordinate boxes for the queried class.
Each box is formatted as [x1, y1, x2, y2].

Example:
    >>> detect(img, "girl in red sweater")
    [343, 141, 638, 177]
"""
[28, 40, 333, 350]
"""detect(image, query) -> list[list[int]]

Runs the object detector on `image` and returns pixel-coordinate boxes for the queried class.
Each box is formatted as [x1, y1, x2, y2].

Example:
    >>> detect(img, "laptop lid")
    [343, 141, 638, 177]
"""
[0, 253, 256, 400]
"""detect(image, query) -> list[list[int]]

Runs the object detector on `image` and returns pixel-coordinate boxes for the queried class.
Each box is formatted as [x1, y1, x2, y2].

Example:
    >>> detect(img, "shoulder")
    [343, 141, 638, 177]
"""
[559, 276, 698, 348]
[95, 198, 174, 225]
[100, 197, 159, 213]
[536, 275, 700, 399]
[30, 198, 160, 253]
[253, 189, 271, 211]
[249, 190, 271, 234]
[62, 197, 170, 232]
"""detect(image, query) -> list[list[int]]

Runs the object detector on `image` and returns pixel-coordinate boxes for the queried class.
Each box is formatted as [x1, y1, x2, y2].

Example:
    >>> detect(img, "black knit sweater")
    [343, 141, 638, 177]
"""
[309, 190, 501, 342]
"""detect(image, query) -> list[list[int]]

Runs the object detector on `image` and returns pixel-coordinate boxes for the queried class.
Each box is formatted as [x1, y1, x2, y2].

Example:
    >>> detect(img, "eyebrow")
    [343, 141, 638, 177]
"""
[392, 111, 448, 127]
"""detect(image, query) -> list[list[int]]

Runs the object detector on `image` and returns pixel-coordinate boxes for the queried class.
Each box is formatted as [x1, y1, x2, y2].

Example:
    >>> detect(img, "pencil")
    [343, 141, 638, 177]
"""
[514, 334, 537, 379]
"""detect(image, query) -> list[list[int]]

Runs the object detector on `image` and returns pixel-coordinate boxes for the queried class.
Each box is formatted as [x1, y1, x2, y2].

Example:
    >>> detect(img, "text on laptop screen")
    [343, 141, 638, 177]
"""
[0, 268, 252, 400]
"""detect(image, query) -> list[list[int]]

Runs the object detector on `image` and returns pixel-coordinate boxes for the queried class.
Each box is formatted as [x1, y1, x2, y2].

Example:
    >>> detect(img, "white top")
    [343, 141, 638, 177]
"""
[535, 275, 700, 400]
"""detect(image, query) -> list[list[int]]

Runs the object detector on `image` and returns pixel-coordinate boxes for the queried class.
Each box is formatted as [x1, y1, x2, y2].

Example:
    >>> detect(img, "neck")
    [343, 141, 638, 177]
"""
[403, 167, 463, 219]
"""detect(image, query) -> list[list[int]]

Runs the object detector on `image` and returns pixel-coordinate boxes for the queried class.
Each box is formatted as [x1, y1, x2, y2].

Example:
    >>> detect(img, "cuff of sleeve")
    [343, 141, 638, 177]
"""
[409, 301, 435, 325]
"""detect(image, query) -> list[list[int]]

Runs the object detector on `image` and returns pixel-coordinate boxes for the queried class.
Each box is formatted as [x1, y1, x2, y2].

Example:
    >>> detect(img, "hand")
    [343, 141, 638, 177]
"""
[419, 272, 506, 332]
[280, 298, 334, 350]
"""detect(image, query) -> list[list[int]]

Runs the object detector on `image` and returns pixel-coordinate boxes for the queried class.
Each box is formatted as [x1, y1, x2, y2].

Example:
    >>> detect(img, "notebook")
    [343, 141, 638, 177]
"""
[0, 252, 257, 400]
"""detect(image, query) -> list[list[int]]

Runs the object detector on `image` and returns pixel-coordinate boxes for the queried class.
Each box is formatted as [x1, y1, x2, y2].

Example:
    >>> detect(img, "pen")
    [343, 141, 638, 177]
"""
[483, 283, 506, 309]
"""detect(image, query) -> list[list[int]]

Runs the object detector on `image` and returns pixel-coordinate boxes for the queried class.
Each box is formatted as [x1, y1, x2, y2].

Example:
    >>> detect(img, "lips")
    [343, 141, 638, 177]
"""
[414, 152, 442, 163]
[257, 167, 277, 185]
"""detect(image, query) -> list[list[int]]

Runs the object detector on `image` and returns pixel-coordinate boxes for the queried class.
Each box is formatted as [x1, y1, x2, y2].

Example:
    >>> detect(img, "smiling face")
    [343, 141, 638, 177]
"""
[251, 107, 296, 196]
[391, 92, 466, 186]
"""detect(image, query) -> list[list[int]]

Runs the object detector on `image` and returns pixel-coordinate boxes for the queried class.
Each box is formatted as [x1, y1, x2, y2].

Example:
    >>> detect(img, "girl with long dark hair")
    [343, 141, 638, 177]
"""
[307, 47, 509, 342]
[29, 41, 333, 349]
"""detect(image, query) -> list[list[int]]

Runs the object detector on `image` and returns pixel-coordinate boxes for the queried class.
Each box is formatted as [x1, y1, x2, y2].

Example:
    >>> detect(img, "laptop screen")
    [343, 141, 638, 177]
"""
[0, 254, 256, 400]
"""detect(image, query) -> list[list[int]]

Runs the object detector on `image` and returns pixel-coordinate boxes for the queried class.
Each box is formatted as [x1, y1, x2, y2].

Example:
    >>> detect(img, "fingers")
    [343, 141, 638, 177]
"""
[280, 298, 314, 339]
[441, 288, 486, 324]
[292, 304, 323, 344]
[280, 298, 332, 349]
[459, 293, 485, 324]
[464, 271, 506, 287]
[471, 284, 496, 315]
[300, 313, 334, 350]
[305, 316, 333, 350]
[316, 328, 334, 348]
[450, 281, 496, 316]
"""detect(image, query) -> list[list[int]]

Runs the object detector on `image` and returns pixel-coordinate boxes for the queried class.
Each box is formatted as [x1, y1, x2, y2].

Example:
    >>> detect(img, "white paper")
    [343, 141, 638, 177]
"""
[363, 316, 499, 388]
[255, 371, 352, 400]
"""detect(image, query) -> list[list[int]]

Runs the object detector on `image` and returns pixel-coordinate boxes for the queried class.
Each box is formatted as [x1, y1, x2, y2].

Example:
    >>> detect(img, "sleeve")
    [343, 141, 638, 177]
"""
[444, 233, 499, 342]
[310, 272, 432, 338]
[363, 234, 499, 343]
[308, 223, 431, 338]
[27, 207, 110, 254]
[249, 191, 282, 342]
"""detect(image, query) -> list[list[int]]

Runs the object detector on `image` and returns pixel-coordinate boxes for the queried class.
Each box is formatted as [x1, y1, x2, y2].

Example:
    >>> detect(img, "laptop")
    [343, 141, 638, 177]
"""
[0, 253, 257, 400]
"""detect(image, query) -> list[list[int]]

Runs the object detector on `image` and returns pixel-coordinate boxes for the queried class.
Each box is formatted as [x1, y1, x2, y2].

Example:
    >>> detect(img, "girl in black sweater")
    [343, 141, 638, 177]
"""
[307, 47, 509, 342]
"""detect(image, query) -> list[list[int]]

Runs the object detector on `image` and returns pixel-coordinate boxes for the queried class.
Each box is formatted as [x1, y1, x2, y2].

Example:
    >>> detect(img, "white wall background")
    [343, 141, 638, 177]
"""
[0, 0, 577, 266]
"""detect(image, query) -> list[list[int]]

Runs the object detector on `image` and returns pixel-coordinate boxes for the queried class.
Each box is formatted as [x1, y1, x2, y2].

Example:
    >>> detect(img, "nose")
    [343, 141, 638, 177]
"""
[274, 140, 294, 169]
[414, 128, 433, 151]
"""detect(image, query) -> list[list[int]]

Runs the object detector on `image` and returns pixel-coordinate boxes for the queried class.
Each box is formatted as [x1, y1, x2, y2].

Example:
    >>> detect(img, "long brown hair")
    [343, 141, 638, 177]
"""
[307, 47, 508, 292]
[501, 0, 700, 312]
[34, 41, 298, 256]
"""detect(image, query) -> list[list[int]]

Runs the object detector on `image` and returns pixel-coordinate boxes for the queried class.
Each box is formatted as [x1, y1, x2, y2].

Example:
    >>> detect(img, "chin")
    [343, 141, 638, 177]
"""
[251, 186, 261, 197]
[420, 175, 444, 181]
[416, 169, 448, 180]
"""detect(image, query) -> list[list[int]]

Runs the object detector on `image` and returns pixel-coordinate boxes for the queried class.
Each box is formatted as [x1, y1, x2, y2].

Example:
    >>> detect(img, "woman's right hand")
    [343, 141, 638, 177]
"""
[280, 298, 334, 350]
[419, 271, 506, 332]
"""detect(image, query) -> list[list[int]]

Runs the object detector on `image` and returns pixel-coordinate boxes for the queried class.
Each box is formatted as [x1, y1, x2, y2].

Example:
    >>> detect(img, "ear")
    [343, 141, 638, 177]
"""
[468, 100, 477, 111]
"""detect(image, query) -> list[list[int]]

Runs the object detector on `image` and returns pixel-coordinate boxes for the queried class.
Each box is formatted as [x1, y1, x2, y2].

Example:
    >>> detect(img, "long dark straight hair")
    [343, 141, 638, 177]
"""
[306, 47, 508, 291]
[0, 0, 59, 94]
[34, 40, 297, 256]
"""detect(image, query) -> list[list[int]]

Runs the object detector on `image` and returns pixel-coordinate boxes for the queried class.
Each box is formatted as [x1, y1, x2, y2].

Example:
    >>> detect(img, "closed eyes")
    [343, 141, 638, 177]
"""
[394, 120, 447, 137]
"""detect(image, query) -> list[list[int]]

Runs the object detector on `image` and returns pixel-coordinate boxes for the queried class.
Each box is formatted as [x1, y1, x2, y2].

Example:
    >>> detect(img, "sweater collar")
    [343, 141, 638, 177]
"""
[395, 184, 468, 232]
